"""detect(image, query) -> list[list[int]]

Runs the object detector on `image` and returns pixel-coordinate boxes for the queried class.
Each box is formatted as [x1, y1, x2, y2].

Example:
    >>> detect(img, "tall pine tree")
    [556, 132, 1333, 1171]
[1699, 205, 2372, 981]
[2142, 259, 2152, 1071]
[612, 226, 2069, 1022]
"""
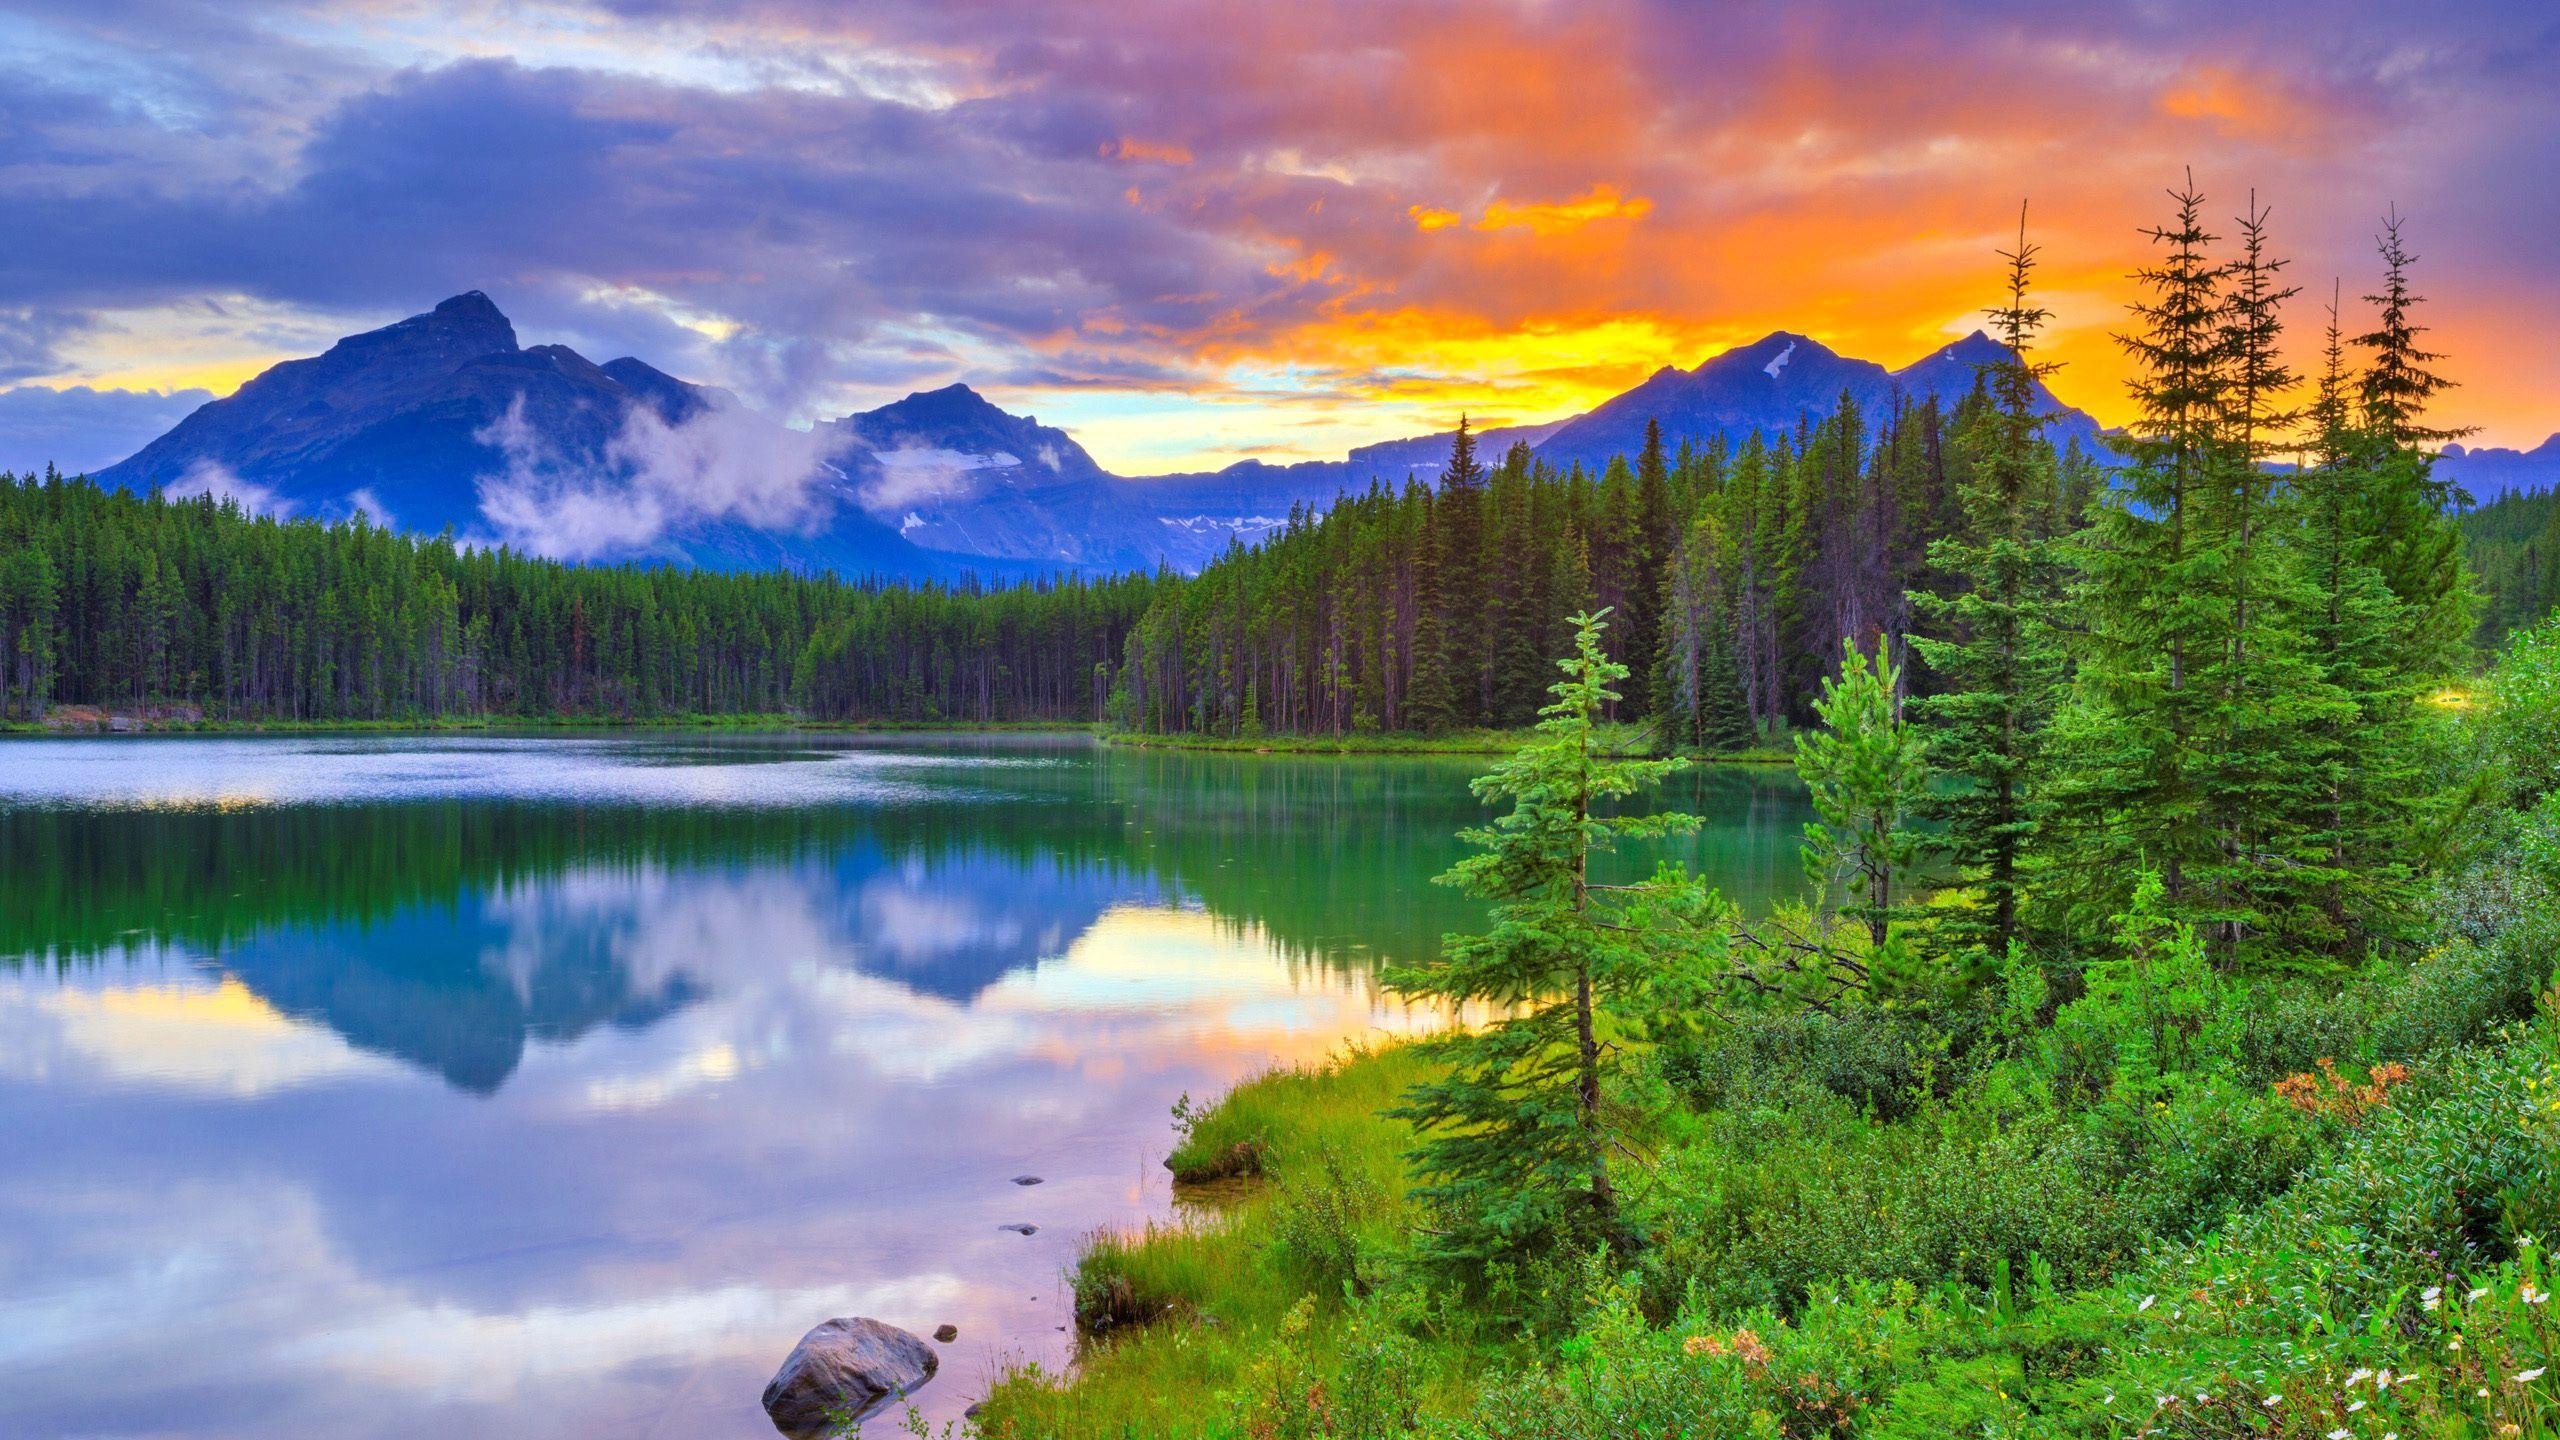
[1907, 204, 2068, 972]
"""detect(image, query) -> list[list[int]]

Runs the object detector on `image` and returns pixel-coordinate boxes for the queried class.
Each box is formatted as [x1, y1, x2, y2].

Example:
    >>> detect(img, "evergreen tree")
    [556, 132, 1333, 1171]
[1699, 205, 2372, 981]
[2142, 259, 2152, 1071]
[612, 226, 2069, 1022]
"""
[2294, 281, 2428, 952]
[2186, 193, 2349, 962]
[2044, 175, 2229, 937]
[1622, 417, 1672, 720]
[1408, 493, 1460, 734]
[1438, 418, 1492, 721]
[1795, 637, 1928, 953]
[1907, 205, 2068, 970]
[1390, 611, 1703, 1267]
[2351, 210, 2476, 676]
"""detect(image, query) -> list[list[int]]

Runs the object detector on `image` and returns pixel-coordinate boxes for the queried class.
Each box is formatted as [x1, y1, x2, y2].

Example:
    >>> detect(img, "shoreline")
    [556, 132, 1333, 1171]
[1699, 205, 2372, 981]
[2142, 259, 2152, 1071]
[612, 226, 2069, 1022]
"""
[8, 711, 1793, 763]
[1100, 727, 1796, 763]
[1, 713, 1107, 738]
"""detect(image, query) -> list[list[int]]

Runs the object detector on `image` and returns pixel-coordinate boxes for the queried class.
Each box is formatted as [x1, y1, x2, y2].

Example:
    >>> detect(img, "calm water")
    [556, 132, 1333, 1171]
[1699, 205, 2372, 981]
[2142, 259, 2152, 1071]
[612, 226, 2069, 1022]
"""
[0, 732, 1807, 1439]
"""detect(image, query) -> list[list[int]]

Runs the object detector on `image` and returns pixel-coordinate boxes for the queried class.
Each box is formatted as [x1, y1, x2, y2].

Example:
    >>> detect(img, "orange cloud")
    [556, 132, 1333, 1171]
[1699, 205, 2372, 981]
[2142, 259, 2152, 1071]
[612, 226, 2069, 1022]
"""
[1473, 184, 1653, 236]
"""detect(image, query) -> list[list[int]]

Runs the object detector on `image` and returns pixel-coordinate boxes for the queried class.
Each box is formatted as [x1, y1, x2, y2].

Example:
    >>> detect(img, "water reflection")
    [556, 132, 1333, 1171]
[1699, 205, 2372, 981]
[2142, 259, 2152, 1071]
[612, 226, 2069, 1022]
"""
[0, 734, 1808, 1438]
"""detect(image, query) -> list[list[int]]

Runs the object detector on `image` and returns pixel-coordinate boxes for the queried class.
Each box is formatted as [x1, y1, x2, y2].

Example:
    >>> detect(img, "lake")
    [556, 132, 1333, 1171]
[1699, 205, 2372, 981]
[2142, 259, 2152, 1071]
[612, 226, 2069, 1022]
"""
[0, 732, 1808, 1438]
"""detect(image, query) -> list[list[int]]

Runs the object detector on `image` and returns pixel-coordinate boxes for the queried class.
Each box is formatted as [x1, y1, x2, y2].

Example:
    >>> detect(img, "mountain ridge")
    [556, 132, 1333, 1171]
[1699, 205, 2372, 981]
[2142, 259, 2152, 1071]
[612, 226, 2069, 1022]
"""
[122, 292, 2510, 579]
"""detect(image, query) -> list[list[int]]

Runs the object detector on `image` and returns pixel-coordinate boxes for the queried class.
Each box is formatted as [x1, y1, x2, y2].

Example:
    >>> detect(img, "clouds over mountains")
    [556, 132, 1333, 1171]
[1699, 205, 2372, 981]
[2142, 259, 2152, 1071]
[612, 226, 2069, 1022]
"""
[1, 0, 2555, 476]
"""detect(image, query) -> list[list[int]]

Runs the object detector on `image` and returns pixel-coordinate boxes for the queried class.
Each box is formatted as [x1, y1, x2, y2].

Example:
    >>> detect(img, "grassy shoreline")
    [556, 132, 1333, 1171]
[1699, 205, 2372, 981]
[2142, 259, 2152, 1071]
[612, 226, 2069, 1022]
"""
[973, 1045, 1465, 1439]
[971, 936, 2560, 1439]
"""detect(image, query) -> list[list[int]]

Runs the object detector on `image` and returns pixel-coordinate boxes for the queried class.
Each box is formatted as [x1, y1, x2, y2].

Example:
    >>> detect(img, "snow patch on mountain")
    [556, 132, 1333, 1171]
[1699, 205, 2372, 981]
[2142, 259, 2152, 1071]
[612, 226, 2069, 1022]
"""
[1763, 341, 1797, 379]
[1158, 515, 1285, 534]
[861, 446, 1020, 512]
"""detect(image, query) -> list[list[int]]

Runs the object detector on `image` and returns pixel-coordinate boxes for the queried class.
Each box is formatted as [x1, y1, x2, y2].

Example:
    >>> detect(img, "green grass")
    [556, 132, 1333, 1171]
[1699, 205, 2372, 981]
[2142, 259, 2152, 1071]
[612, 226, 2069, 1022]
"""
[972, 1045, 1458, 1440]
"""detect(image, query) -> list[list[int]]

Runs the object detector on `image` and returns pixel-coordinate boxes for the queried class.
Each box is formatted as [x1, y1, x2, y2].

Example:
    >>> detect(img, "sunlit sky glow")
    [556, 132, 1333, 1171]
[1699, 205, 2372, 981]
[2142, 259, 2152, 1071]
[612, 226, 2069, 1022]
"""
[1, 0, 2553, 474]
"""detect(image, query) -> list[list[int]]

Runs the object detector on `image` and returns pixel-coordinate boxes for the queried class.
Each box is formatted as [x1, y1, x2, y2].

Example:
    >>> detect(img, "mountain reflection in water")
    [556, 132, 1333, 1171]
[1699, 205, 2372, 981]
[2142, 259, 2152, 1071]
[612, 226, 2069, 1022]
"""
[0, 734, 1807, 1438]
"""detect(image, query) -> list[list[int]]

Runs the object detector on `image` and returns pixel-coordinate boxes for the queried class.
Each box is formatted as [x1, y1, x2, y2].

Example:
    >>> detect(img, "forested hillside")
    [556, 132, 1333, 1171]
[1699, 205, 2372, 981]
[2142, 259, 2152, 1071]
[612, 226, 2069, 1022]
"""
[0, 473, 1158, 724]
[1112, 399, 2105, 743]
[2465, 486, 2560, 646]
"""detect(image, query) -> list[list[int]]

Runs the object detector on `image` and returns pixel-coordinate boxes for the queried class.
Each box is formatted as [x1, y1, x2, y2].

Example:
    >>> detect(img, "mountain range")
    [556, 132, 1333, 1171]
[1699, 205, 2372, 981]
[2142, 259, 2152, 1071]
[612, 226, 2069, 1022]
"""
[2438, 435, 2560, 504]
[93, 292, 2553, 579]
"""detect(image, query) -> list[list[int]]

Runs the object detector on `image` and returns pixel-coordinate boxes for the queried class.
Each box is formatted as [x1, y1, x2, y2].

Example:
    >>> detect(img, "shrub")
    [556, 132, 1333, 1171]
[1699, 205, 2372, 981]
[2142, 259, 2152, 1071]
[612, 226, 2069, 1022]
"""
[1660, 1008, 1942, 1120]
[1268, 1144, 1390, 1298]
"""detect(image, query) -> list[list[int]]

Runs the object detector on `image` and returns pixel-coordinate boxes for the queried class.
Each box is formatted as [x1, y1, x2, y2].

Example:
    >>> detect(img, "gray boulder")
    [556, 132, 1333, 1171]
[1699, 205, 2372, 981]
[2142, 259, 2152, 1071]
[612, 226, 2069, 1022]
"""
[761, 1317, 937, 1438]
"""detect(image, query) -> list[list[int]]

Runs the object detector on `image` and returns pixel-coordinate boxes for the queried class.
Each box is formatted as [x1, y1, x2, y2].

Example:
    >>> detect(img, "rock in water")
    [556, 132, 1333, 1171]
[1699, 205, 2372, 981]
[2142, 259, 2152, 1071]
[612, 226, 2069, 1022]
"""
[1011, 1175, 1043, 1186]
[761, 1318, 937, 1438]
[933, 1324, 959, 1343]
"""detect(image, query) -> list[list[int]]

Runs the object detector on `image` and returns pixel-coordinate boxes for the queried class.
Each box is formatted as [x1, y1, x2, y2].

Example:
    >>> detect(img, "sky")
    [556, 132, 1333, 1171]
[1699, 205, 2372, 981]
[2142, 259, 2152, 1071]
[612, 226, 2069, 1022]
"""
[1, 0, 2554, 477]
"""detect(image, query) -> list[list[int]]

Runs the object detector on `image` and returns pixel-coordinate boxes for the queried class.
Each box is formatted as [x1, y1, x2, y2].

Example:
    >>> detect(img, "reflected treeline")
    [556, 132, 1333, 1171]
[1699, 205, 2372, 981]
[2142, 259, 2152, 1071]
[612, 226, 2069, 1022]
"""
[2, 749, 1809, 1090]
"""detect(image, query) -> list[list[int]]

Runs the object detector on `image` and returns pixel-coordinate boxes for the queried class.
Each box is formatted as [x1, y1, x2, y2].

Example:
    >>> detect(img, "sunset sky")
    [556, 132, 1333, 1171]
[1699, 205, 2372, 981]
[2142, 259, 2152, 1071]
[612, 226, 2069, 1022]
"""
[1, 0, 2554, 475]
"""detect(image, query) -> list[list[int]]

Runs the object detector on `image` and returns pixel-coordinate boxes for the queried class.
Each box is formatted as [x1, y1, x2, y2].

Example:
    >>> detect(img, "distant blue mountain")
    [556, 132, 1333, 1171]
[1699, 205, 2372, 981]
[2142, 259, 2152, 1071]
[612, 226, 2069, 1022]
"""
[1532, 329, 2103, 472]
[95, 294, 1026, 582]
[2439, 435, 2560, 503]
[90, 298, 2122, 579]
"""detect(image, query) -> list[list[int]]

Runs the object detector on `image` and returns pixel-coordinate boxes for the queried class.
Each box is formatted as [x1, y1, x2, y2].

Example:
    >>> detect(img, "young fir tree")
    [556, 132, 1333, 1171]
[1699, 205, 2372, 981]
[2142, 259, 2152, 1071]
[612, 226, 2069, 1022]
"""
[1390, 610, 1703, 1268]
[2293, 280, 2427, 951]
[1906, 204, 2069, 973]
[2043, 175, 2229, 939]
[1795, 636, 1929, 954]
[2352, 210, 2476, 678]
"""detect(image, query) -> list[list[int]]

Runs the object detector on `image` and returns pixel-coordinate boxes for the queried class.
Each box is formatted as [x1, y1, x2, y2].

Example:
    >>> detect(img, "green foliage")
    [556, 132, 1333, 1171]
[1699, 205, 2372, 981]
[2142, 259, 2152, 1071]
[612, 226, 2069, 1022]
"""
[2464, 487, 2560, 646]
[1390, 610, 1720, 1274]
[1267, 1145, 1390, 1299]
[2486, 614, 2560, 806]
[1234, 1292, 1427, 1440]
[1907, 207, 2069, 972]
[2054, 870, 2240, 1103]
[1793, 637, 1928, 956]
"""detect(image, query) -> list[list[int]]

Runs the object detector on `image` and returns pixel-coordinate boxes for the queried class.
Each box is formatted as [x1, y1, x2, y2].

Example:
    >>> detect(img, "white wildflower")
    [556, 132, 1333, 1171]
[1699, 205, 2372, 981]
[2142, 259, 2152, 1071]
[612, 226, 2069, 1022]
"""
[2516, 1367, 2547, 1383]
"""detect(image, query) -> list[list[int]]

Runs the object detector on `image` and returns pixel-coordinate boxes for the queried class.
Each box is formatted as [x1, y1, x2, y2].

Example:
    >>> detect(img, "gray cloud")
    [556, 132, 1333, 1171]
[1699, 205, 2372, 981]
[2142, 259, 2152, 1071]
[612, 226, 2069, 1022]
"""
[0, 384, 215, 474]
